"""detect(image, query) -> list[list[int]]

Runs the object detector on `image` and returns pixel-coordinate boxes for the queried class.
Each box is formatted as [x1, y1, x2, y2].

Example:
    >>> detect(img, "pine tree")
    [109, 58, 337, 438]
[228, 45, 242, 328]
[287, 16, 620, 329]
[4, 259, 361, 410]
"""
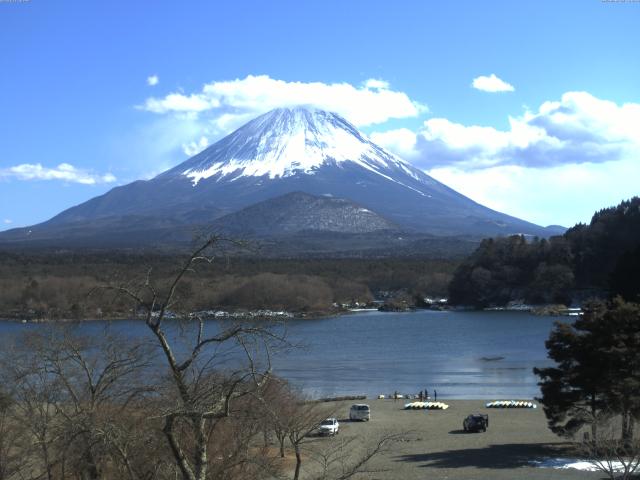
[597, 298, 640, 442]
[534, 298, 640, 441]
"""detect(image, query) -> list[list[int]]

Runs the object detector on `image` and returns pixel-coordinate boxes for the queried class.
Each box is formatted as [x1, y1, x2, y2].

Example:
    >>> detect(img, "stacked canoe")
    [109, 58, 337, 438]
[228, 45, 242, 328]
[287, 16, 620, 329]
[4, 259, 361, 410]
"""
[404, 401, 449, 410]
[486, 400, 536, 409]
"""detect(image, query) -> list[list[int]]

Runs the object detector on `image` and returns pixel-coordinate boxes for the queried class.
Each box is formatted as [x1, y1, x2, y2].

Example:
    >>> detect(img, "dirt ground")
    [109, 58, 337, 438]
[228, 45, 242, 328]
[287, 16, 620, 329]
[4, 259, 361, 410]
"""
[295, 399, 604, 480]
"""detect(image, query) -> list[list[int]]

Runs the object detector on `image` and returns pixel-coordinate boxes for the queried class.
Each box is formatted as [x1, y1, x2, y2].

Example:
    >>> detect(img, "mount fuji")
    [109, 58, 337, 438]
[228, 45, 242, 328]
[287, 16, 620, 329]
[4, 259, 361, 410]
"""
[0, 107, 563, 251]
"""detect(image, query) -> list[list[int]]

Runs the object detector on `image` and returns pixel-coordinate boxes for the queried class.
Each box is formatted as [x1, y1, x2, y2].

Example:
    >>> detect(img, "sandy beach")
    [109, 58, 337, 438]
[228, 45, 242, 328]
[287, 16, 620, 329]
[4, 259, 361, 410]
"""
[296, 399, 602, 480]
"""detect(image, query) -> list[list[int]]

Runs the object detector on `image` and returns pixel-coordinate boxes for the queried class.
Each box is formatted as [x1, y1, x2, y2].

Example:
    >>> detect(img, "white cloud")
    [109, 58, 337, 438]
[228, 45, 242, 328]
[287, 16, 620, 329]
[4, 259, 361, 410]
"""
[182, 136, 210, 156]
[0, 163, 117, 185]
[144, 93, 216, 114]
[472, 74, 515, 93]
[147, 75, 159, 86]
[3, 219, 12, 225]
[363, 78, 390, 90]
[140, 74, 426, 128]
[370, 128, 419, 157]
[369, 91, 640, 226]
[134, 77, 638, 227]
[373, 92, 640, 171]
[427, 157, 640, 227]
[137, 75, 427, 162]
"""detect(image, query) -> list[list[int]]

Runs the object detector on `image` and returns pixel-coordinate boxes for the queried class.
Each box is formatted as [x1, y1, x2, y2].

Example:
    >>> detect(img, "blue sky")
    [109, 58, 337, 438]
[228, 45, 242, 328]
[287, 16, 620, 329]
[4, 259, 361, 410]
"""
[1, 0, 639, 230]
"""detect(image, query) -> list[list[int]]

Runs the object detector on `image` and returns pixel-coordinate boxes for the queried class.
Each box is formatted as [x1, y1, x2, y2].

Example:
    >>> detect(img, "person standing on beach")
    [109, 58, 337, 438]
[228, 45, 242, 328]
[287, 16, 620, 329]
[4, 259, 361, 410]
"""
[434, 389, 437, 401]
[424, 388, 429, 400]
[394, 390, 398, 402]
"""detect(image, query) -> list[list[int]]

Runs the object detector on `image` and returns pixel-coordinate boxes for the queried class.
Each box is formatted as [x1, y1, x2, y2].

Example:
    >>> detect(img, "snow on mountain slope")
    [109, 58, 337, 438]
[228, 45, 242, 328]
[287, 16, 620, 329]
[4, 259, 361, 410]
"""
[0, 106, 562, 249]
[172, 107, 429, 195]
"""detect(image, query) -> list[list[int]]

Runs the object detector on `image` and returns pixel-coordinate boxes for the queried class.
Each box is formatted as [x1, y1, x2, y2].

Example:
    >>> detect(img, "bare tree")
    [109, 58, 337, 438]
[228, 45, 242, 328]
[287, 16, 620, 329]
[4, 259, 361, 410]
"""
[252, 376, 400, 480]
[0, 389, 29, 480]
[39, 331, 153, 480]
[260, 377, 299, 458]
[0, 328, 157, 480]
[285, 401, 336, 480]
[0, 234, 397, 480]
[2, 346, 62, 480]
[580, 414, 640, 480]
[108, 235, 285, 480]
[305, 432, 399, 480]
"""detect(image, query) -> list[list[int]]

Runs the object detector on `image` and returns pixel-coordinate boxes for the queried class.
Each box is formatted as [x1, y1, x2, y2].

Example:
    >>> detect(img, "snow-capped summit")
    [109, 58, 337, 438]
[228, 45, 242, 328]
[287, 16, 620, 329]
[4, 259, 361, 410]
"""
[0, 106, 564, 250]
[170, 106, 426, 191]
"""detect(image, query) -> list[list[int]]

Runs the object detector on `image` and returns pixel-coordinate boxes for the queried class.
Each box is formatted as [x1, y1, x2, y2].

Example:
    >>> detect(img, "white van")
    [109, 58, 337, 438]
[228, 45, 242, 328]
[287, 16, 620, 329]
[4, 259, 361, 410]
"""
[349, 404, 371, 421]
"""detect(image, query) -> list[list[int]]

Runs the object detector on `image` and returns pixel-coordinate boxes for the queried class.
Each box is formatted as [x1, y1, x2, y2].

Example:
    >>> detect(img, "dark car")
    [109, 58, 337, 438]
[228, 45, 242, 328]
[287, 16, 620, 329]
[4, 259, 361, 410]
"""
[463, 414, 489, 432]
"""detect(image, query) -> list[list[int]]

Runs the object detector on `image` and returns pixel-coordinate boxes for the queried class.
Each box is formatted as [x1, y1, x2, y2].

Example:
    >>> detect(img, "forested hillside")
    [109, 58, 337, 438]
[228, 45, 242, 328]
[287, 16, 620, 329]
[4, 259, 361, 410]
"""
[449, 197, 640, 307]
[0, 254, 457, 320]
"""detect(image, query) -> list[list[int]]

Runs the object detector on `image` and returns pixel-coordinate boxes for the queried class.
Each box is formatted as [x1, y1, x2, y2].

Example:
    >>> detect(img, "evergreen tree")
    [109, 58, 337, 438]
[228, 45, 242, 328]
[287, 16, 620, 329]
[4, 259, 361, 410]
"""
[598, 297, 640, 442]
[535, 298, 640, 441]
[610, 244, 640, 302]
[448, 197, 640, 307]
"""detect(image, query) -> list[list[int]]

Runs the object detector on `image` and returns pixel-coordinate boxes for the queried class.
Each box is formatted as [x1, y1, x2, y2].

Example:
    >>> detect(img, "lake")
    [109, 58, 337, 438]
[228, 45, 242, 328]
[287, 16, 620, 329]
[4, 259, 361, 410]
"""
[0, 309, 561, 400]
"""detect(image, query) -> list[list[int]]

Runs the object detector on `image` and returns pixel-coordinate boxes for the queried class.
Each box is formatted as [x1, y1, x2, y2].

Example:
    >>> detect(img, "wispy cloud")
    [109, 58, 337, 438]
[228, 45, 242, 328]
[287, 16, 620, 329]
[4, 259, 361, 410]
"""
[182, 136, 210, 156]
[147, 75, 159, 86]
[363, 78, 390, 90]
[0, 163, 117, 185]
[472, 73, 515, 93]
[3, 219, 12, 225]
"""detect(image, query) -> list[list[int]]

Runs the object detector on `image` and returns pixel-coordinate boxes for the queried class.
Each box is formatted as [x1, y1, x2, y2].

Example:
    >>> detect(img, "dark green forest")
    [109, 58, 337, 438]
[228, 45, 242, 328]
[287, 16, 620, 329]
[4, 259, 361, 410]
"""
[448, 197, 640, 307]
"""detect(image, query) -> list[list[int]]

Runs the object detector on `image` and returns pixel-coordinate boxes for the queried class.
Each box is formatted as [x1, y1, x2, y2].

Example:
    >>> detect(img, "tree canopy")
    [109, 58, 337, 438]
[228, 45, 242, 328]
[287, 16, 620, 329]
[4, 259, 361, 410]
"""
[449, 197, 640, 307]
[534, 298, 640, 441]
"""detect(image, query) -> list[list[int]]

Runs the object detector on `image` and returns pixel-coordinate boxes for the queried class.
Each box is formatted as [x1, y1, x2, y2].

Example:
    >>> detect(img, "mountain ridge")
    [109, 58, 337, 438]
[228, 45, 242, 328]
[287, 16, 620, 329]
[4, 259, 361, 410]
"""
[212, 191, 398, 236]
[0, 107, 564, 251]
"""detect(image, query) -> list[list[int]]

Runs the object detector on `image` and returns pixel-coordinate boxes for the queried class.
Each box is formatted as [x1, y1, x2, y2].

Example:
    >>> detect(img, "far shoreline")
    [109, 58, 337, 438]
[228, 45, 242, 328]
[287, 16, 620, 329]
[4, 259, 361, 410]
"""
[0, 304, 572, 324]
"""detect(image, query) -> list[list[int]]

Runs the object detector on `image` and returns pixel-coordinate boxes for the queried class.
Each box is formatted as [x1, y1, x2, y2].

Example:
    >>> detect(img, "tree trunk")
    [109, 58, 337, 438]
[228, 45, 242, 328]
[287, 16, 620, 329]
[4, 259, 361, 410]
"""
[41, 438, 54, 480]
[590, 393, 598, 442]
[163, 417, 196, 480]
[293, 444, 302, 480]
[193, 417, 208, 480]
[81, 448, 101, 480]
[621, 409, 632, 445]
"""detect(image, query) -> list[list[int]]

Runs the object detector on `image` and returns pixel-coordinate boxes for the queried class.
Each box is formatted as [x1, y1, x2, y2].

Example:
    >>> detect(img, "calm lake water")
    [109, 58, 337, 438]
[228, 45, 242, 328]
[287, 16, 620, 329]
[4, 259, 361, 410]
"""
[0, 310, 561, 399]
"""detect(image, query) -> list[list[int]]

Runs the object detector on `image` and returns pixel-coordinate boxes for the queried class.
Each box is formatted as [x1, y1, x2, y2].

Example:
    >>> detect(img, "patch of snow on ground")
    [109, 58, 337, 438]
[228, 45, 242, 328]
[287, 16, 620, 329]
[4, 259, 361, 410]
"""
[531, 458, 629, 472]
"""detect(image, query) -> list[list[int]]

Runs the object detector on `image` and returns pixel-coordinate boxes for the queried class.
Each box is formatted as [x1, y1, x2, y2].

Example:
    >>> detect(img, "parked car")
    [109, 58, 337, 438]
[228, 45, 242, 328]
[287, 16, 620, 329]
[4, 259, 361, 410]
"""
[349, 404, 371, 421]
[463, 414, 489, 432]
[318, 418, 339, 436]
